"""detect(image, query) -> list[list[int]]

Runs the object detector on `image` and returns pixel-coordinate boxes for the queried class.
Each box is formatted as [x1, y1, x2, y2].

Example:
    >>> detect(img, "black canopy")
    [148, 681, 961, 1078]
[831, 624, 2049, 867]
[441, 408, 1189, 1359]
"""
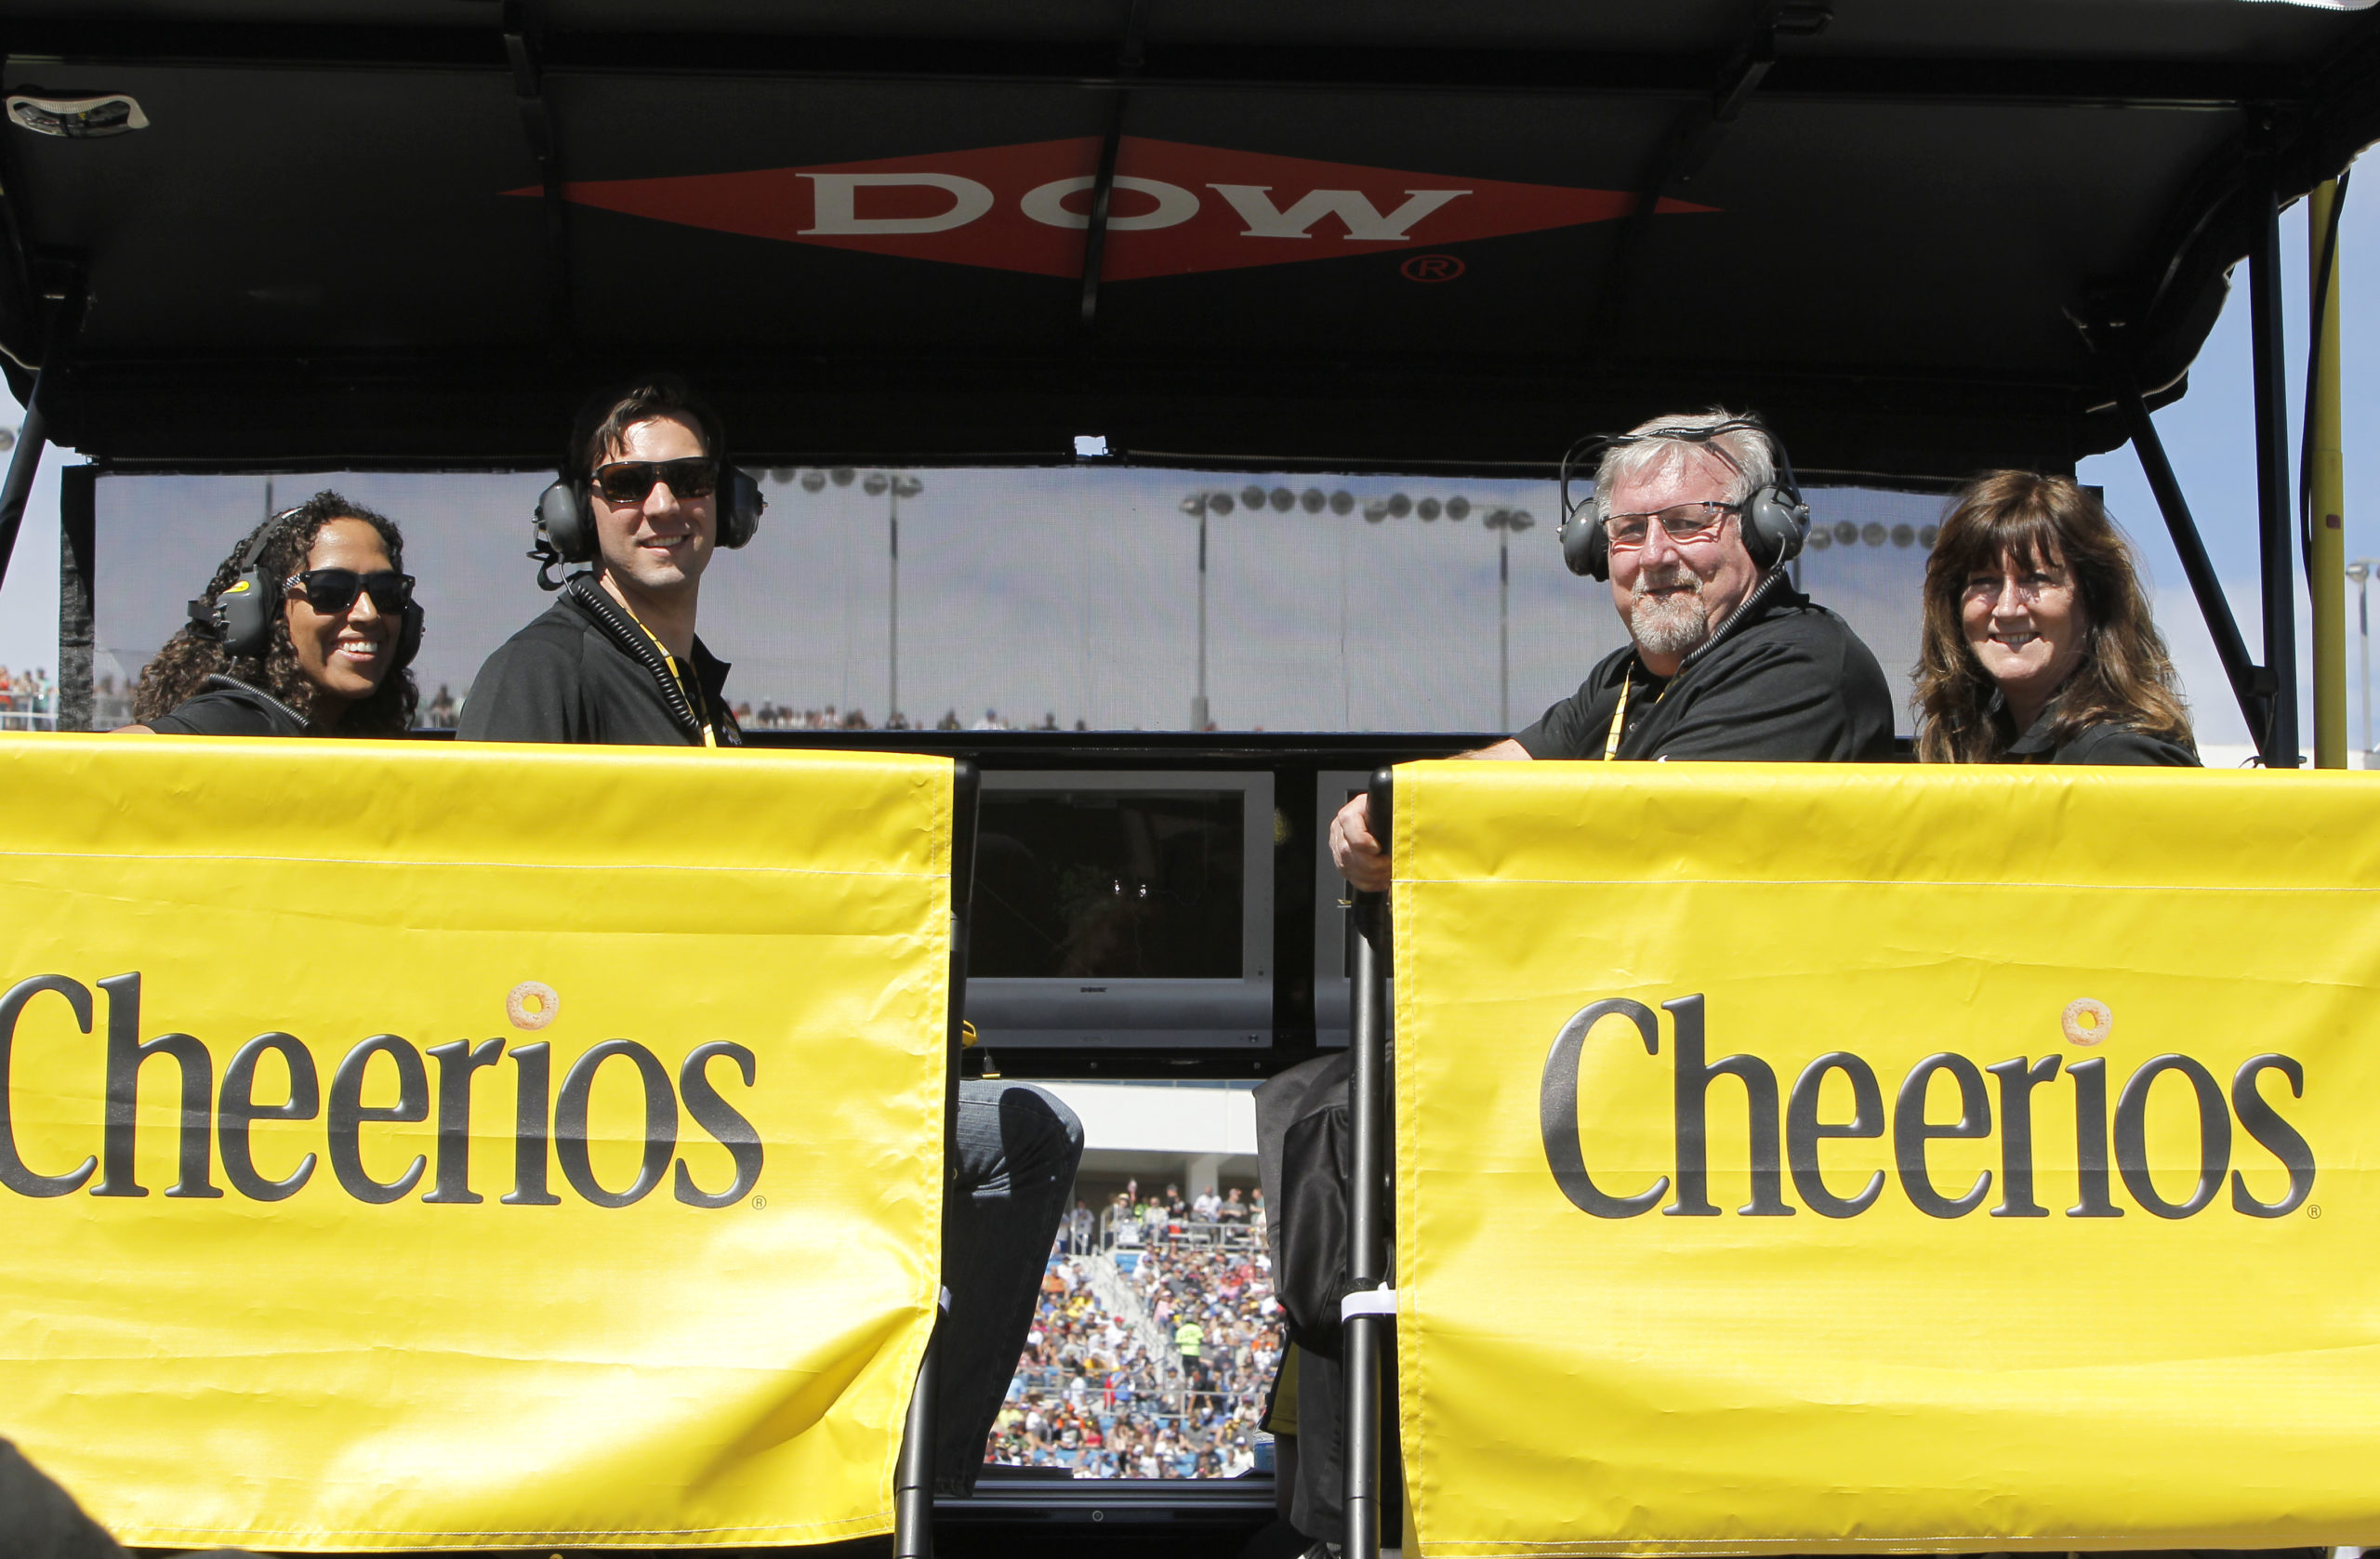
[1, 0, 2375, 477]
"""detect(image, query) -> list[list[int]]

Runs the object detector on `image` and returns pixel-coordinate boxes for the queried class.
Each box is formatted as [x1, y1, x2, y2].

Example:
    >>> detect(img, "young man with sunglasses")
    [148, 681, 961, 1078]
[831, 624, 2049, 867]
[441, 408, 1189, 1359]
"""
[1329, 408, 1892, 892]
[459, 375, 1083, 1503]
[459, 375, 744, 746]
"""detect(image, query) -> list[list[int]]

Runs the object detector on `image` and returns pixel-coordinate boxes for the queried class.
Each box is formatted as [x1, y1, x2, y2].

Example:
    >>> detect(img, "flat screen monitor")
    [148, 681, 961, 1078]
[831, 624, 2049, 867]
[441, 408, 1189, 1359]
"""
[968, 772, 1274, 1048]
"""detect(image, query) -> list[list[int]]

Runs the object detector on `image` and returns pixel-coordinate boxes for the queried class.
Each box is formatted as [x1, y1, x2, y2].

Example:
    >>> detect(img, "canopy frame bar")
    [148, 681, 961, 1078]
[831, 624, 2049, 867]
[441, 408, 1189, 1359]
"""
[0, 18, 2324, 110]
[1587, 1, 1831, 350]
[501, 0, 575, 347]
[1076, 0, 1146, 337]
[2249, 145, 2301, 766]
[0, 270, 81, 597]
[2104, 367, 2274, 745]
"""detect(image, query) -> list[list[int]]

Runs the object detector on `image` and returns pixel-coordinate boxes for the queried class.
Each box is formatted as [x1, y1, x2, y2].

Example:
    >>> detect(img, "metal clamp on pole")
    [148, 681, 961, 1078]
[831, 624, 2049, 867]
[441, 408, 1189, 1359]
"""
[1342, 1285, 1398, 1322]
[1344, 765, 1395, 1559]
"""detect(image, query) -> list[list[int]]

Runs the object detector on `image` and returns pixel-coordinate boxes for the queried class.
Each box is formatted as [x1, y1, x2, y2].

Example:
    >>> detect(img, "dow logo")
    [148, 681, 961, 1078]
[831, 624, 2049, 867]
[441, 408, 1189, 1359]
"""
[0, 973, 762, 1209]
[520, 137, 1712, 279]
[1541, 995, 2315, 1222]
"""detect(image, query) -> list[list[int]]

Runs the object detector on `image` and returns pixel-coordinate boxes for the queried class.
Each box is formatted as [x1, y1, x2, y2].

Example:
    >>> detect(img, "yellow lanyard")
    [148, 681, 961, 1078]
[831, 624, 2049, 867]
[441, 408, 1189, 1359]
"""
[616, 601, 717, 747]
[1605, 667, 1669, 761]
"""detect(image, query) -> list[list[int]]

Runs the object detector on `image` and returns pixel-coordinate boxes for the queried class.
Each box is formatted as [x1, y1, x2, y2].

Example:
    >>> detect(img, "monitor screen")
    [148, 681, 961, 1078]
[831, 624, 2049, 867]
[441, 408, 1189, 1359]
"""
[974, 790, 1245, 980]
[968, 772, 1274, 1048]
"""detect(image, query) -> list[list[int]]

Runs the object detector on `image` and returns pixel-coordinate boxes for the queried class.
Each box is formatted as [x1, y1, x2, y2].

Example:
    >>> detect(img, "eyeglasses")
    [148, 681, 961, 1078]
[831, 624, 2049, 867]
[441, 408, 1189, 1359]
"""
[1604, 500, 1738, 550]
[1963, 571, 2074, 604]
[284, 569, 414, 614]
[593, 457, 720, 505]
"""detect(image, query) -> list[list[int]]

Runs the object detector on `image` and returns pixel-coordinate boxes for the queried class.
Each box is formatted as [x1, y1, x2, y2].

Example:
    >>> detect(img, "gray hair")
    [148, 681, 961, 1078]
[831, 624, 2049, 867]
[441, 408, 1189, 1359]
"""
[1590, 409, 1778, 528]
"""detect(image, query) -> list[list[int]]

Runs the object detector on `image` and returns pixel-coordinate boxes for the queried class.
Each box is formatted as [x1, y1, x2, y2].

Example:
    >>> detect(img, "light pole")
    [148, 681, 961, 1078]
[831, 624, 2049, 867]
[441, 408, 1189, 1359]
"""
[1482, 508, 1534, 730]
[1179, 491, 1236, 728]
[2351, 559, 2378, 765]
[862, 471, 924, 727]
[1178, 485, 1362, 729]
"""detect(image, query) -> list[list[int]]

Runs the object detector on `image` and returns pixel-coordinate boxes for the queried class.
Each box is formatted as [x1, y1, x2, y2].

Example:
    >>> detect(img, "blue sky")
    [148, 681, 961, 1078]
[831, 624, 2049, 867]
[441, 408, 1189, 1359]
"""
[1, 160, 2372, 751]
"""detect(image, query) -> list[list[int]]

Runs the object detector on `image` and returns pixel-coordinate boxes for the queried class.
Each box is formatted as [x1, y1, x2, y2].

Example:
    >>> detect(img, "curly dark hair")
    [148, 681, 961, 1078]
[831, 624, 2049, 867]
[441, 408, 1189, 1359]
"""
[1913, 471, 2193, 762]
[131, 491, 419, 735]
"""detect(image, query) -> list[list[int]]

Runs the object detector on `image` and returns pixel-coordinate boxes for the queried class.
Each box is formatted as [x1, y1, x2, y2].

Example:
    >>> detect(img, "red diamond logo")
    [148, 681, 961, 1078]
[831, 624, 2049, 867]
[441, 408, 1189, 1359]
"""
[517, 138, 1713, 279]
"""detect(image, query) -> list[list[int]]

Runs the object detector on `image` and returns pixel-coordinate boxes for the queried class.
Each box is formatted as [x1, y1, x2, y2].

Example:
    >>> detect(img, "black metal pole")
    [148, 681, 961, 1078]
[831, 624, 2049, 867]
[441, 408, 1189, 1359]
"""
[2249, 167, 2299, 766]
[1344, 766, 1395, 1559]
[57, 465, 95, 732]
[0, 363, 52, 594]
[893, 1322, 941, 1559]
[895, 758, 980, 1559]
[2110, 374, 2272, 738]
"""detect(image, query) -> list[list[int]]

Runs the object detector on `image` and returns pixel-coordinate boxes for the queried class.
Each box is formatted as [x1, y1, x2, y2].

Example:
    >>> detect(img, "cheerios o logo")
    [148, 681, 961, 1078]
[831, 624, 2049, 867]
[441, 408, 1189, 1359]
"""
[507, 980, 560, 1031]
[2062, 997, 2112, 1046]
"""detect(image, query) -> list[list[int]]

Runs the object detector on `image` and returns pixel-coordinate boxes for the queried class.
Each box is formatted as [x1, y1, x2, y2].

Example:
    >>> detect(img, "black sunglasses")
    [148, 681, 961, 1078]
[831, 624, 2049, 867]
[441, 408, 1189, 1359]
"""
[593, 457, 720, 505]
[284, 569, 414, 614]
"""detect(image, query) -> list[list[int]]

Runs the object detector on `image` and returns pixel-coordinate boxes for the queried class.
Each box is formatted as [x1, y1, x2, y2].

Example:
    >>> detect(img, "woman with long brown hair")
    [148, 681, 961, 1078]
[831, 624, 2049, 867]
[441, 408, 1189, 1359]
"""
[121, 490, 421, 736]
[1913, 470, 2197, 765]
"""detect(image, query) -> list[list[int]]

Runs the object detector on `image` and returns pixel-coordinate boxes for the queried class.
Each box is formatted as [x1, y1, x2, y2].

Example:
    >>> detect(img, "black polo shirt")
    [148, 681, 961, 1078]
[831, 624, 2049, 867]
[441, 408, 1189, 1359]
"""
[458, 575, 743, 747]
[1515, 575, 1895, 761]
[146, 675, 311, 737]
[1998, 694, 2199, 767]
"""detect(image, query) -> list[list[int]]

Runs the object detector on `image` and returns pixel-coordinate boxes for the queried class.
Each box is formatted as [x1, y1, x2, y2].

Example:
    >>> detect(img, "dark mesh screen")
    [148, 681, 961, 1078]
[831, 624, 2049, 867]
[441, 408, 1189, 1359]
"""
[92, 469, 1940, 734]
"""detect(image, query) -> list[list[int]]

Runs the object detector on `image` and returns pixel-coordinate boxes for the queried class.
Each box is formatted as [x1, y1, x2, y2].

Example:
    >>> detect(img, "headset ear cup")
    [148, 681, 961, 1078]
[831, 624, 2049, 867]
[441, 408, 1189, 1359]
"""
[1741, 487, 1809, 569]
[720, 465, 764, 548]
[1562, 513, 1609, 580]
[536, 481, 593, 563]
[218, 571, 276, 661]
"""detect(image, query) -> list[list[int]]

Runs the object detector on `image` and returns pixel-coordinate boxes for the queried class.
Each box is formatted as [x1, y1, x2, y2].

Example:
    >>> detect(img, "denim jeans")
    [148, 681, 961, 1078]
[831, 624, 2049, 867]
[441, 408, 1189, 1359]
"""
[933, 1078, 1083, 1494]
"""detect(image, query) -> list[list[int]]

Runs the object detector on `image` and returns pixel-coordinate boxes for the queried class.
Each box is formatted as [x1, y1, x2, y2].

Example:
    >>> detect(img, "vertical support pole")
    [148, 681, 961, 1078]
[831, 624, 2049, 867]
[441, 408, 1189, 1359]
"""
[895, 759, 979, 1559]
[1344, 766, 1394, 1559]
[1191, 509, 1210, 730]
[889, 491, 901, 729]
[2361, 574, 2373, 762]
[57, 465, 94, 733]
[2249, 166, 2300, 766]
[1498, 531, 1511, 733]
[0, 362, 53, 593]
[894, 1323, 942, 1559]
[2308, 178, 2347, 768]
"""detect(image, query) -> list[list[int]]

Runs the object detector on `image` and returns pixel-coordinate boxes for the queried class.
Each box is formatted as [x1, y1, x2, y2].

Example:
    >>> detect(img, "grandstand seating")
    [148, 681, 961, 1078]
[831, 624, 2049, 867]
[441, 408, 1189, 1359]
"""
[985, 1214, 1280, 1480]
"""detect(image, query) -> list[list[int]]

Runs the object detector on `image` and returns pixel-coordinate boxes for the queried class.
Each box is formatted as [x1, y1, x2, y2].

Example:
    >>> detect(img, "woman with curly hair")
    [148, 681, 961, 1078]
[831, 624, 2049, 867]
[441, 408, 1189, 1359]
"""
[121, 490, 420, 736]
[1913, 470, 2196, 765]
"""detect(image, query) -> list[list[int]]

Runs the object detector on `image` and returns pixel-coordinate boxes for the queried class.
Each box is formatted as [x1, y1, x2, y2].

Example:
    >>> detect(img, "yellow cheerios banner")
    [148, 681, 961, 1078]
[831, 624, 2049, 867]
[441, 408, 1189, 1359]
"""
[0, 735, 953, 1551]
[1390, 760, 2380, 1557]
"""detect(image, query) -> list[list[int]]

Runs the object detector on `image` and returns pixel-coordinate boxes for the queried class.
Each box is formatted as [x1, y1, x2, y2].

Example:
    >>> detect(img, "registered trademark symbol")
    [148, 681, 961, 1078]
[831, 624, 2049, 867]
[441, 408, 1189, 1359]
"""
[1400, 253, 1464, 283]
[2307, 1203, 2321, 1219]
[751, 1195, 768, 1210]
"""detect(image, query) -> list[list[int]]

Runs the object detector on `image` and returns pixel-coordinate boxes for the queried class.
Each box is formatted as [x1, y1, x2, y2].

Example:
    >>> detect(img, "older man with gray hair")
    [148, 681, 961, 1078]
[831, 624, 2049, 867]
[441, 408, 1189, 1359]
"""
[1331, 408, 1893, 890]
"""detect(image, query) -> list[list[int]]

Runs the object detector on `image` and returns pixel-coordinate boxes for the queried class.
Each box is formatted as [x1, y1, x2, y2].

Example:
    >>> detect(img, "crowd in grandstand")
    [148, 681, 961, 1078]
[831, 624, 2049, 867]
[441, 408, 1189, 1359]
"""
[0, 665, 57, 724]
[732, 703, 1087, 733]
[985, 1183, 1280, 1480]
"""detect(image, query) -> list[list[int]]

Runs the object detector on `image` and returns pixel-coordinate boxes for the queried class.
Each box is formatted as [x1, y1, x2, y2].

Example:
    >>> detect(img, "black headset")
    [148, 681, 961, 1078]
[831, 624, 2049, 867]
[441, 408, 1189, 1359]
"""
[532, 454, 764, 590]
[187, 507, 425, 671]
[1555, 416, 1810, 581]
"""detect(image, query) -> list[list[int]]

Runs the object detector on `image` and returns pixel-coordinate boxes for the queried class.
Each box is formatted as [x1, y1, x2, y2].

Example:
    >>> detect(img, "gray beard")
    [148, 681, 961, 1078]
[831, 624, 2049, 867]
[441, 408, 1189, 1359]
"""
[1627, 567, 1712, 657]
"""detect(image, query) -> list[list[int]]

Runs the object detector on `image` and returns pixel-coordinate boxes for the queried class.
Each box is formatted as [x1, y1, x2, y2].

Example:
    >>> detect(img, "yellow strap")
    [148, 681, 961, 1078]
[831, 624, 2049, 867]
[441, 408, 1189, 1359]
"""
[614, 596, 718, 747]
[1605, 670, 1631, 761]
